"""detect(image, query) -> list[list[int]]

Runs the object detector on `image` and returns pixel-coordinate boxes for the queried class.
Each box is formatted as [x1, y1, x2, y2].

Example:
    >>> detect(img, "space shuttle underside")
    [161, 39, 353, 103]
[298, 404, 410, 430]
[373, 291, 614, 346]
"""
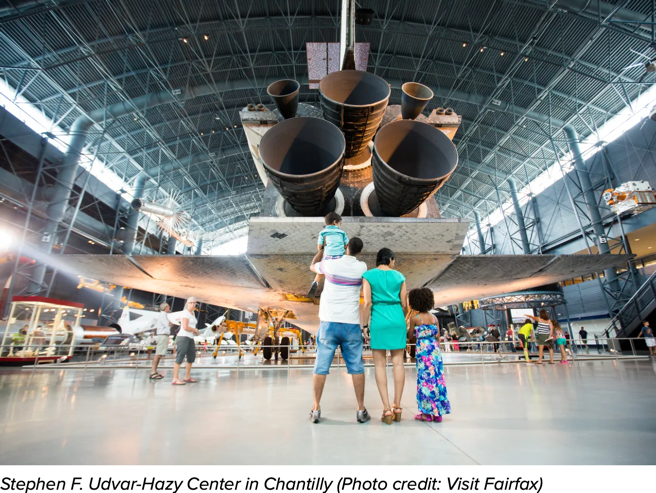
[52, 71, 634, 335]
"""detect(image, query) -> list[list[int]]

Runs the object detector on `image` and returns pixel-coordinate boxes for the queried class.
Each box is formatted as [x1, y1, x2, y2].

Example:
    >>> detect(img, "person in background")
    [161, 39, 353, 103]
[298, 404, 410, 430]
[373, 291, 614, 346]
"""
[30, 325, 46, 348]
[150, 302, 171, 380]
[172, 297, 200, 385]
[506, 324, 516, 352]
[579, 326, 589, 354]
[145, 332, 156, 359]
[485, 327, 500, 353]
[553, 322, 568, 364]
[450, 331, 460, 352]
[518, 318, 534, 363]
[408, 288, 451, 423]
[638, 321, 655, 356]
[525, 310, 555, 365]
[362, 247, 407, 425]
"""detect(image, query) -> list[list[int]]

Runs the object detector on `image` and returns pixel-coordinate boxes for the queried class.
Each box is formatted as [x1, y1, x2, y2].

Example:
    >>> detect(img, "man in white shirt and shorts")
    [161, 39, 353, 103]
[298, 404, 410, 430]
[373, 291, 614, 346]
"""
[150, 302, 171, 380]
[309, 237, 370, 424]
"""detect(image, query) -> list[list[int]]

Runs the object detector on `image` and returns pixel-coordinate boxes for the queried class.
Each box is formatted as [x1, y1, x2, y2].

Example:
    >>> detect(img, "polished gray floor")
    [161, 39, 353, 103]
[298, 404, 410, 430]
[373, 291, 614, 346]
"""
[1, 360, 655, 465]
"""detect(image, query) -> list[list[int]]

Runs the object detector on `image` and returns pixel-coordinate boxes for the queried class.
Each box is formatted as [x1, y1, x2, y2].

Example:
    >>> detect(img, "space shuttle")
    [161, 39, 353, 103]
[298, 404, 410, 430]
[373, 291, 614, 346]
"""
[52, 2, 631, 334]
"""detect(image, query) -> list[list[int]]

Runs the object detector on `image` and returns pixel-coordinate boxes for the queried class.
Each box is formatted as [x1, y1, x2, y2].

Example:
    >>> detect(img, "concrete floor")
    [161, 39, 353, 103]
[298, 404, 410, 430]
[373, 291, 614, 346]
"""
[0, 360, 655, 465]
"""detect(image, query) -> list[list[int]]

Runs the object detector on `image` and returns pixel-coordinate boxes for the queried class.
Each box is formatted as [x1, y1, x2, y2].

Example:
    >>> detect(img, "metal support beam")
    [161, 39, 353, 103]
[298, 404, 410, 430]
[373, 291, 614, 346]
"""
[122, 173, 147, 256]
[474, 212, 487, 255]
[508, 177, 531, 254]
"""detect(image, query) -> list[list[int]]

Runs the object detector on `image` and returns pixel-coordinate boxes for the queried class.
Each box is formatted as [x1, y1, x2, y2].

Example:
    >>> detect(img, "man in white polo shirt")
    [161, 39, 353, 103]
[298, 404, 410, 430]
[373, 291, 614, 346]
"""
[150, 302, 171, 380]
[309, 237, 370, 424]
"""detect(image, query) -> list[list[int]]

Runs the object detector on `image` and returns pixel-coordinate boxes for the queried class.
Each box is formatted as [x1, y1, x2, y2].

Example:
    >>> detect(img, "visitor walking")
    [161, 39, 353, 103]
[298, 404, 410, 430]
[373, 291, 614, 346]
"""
[554, 322, 568, 364]
[408, 288, 451, 423]
[172, 297, 200, 385]
[638, 321, 655, 356]
[525, 310, 555, 365]
[579, 326, 589, 354]
[518, 319, 534, 362]
[362, 248, 407, 425]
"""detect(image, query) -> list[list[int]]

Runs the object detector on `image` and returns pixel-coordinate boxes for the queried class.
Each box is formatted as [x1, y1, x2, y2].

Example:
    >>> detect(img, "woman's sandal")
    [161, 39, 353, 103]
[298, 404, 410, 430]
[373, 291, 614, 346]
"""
[149, 373, 163, 380]
[184, 378, 198, 383]
[414, 413, 432, 422]
[392, 406, 403, 422]
[171, 380, 186, 386]
[381, 409, 393, 425]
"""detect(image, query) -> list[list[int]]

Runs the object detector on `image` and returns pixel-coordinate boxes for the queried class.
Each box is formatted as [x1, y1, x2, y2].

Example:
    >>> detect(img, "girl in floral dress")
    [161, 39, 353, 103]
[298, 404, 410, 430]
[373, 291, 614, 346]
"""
[408, 288, 451, 422]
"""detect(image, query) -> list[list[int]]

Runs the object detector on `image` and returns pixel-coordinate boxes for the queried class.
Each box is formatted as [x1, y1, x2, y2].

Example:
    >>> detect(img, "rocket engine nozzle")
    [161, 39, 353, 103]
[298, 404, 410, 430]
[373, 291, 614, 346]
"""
[259, 117, 346, 216]
[372, 120, 458, 216]
[320, 70, 390, 158]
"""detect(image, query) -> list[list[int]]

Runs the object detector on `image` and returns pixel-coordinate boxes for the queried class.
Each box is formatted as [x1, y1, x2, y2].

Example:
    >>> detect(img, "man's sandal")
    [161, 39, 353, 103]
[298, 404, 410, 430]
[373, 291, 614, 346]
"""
[381, 409, 393, 425]
[149, 373, 163, 380]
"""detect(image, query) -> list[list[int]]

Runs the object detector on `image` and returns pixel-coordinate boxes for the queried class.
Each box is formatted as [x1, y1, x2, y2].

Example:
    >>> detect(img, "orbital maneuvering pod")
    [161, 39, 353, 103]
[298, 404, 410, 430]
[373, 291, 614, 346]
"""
[267, 79, 300, 119]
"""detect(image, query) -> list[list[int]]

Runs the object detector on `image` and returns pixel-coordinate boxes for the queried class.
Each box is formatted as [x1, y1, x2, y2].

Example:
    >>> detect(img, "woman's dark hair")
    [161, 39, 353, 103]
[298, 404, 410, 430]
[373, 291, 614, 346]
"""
[376, 247, 395, 267]
[409, 288, 434, 312]
[538, 309, 550, 321]
[524, 319, 532, 325]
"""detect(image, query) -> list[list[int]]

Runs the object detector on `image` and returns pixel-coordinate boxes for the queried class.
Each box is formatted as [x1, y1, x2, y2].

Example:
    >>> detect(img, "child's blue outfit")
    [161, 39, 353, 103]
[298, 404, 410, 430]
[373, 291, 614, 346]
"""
[318, 225, 348, 257]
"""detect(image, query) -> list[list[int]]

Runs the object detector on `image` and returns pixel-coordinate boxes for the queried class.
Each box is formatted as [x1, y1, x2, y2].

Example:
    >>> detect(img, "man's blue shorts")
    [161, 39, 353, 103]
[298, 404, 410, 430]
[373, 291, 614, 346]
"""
[314, 321, 364, 375]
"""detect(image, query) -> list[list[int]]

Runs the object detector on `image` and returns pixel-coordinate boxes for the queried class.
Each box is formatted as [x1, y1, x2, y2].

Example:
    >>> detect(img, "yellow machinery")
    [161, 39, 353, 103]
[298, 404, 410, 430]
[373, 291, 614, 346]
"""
[211, 314, 257, 359]
[208, 308, 303, 361]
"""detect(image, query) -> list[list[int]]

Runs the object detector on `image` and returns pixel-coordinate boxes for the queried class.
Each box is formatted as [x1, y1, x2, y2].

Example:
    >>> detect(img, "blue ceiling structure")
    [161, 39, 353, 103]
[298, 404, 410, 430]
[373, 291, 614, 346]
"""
[2, 0, 656, 248]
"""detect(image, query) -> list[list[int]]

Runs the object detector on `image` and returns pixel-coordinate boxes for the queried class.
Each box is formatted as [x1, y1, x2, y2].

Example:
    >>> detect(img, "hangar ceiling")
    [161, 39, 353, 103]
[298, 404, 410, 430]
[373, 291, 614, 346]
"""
[1, 0, 655, 247]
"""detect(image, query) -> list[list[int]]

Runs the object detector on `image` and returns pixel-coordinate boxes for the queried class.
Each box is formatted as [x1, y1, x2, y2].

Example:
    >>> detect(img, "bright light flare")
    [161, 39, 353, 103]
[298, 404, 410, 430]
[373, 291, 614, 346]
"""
[0, 228, 17, 252]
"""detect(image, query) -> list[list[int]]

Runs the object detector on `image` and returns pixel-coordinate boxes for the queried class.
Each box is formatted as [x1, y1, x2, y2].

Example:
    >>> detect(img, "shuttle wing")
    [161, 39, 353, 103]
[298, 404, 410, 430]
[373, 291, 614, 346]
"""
[53, 218, 633, 333]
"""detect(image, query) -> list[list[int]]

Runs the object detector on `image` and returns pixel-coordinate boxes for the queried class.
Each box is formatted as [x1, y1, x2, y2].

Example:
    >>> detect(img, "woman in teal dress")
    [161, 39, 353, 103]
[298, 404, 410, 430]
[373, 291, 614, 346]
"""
[362, 248, 408, 424]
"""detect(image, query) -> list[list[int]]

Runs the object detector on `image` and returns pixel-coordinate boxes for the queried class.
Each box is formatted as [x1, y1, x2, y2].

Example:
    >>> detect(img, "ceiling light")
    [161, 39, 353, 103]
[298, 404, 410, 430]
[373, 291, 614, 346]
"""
[500, 52, 505, 56]
[635, 238, 640, 241]
[88, 240, 95, 245]
[480, 47, 485, 53]
[183, 38, 188, 43]
[462, 42, 467, 47]
[90, 309, 94, 313]
[524, 57, 529, 62]
[204, 35, 209, 40]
